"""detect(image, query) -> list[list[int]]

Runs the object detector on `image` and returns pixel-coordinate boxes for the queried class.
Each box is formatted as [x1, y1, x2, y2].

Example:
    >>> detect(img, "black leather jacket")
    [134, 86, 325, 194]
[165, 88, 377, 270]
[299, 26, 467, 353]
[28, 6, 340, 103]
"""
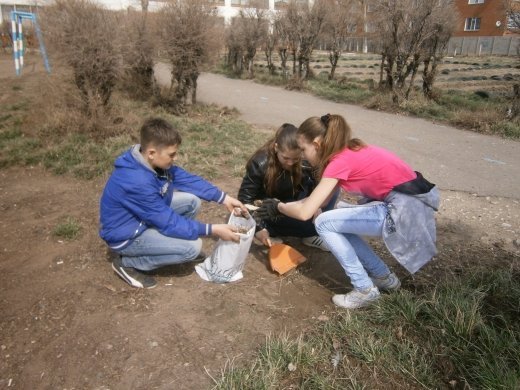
[238, 150, 316, 205]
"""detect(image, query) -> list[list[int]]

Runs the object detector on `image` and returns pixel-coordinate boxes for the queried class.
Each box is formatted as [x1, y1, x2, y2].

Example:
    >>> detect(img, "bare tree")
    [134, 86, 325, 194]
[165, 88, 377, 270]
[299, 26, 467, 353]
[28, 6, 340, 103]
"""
[157, 0, 221, 113]
[323, 0, 359, 80]
[284, 0, 327, 80]
[358, 0, 370, 53]
[41, 0, 122, 116]
[373, 0, 457, 103]
[274, 10, 298, 79]
[224, 4, 269, 79]
[225, 23, 245, 75]
[503, 0, 520, 118]
[121, 4, 156, 99]
[263, 21, 278, 76]
[421, 1, 457, 100]
[239, 7, 269, 78]
[504, 0, 520, 33]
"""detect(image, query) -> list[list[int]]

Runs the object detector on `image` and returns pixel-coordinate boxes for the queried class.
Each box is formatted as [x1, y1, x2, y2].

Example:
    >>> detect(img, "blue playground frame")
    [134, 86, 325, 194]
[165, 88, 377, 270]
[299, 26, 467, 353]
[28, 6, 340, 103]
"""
[10, 10, 51, 75]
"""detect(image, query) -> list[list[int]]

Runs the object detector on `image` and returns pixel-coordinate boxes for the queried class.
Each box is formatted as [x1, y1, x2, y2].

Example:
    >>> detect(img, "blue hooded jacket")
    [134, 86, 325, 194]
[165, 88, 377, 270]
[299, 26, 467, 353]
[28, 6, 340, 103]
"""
[99, 145, 226, 250]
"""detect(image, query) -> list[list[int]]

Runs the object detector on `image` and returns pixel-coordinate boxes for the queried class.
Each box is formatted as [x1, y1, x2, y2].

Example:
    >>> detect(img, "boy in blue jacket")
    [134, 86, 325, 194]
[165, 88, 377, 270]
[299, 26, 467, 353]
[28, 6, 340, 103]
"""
[100, 117, 246, 289]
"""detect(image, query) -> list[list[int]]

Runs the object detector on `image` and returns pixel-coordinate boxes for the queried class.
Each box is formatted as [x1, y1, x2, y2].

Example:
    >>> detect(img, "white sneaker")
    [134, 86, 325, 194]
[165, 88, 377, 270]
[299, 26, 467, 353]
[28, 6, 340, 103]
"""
[302, 235, 330, 252]
[371, 272, 401, 292]
[332, 287, 380, 309]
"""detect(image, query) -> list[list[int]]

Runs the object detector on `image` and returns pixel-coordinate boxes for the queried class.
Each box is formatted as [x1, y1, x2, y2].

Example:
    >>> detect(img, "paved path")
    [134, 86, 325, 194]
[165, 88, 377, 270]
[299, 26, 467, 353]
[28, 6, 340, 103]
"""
[155, 65, 520, 199]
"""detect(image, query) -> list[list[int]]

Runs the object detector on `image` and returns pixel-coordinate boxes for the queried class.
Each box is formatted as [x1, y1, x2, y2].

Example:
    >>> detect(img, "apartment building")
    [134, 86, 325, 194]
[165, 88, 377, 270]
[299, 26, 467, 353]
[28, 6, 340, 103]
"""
[454, 0, 518, 36]
[0, 0, 165, 24]
[0, 0, 43, 25]
[210, 0, 314, 23]
[0, 0, 315, 25]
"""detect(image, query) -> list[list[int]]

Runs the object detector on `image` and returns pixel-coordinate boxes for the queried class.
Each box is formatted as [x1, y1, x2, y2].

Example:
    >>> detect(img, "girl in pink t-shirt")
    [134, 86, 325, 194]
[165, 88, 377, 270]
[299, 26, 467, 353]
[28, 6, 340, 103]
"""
[255, 114, 439, 309]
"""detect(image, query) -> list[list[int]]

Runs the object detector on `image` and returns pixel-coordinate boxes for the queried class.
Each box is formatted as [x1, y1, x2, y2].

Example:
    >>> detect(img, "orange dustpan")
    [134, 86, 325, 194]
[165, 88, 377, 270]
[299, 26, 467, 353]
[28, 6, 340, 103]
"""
[268, 243, 307, 275]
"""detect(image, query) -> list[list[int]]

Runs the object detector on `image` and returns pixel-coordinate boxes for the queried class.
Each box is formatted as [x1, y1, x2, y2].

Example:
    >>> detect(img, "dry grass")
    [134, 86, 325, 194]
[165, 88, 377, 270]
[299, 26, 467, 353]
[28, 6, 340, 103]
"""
[0, 59, 265, 180]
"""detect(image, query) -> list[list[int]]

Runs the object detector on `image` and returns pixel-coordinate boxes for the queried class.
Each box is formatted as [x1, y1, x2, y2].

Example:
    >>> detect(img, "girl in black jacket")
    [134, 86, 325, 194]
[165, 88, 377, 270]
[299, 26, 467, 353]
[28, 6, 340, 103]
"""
[238, 123, 331, 250]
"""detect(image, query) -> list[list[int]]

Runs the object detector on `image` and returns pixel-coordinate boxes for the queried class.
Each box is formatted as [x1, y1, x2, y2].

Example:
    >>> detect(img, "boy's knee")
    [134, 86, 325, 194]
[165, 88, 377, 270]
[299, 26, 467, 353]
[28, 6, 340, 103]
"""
[184, 193, 201, 215]
[191, 196, 201, 214]
[185, 195, 201, 219]
[185, 238, 203, 260]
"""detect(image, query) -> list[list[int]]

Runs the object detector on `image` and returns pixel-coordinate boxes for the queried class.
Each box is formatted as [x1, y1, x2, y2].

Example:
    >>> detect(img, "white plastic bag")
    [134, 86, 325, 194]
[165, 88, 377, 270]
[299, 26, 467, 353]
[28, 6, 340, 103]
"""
[195, 213, 255, 283]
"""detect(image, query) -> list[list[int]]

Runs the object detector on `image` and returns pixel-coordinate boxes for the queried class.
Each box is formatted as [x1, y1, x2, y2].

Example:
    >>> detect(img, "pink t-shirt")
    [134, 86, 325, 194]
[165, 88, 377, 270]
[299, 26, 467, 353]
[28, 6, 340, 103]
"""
[323, 145, 416, 200]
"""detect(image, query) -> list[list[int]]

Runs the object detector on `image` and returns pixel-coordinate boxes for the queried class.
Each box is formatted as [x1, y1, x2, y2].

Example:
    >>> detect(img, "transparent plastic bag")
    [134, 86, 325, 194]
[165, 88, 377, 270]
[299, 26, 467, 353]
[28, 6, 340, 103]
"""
[195, 213, 255, 283]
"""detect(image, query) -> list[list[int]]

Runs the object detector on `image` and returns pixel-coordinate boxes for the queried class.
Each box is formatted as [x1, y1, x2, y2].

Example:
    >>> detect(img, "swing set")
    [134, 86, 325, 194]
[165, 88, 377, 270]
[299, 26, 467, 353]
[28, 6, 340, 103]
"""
[10, 10, 51, 75]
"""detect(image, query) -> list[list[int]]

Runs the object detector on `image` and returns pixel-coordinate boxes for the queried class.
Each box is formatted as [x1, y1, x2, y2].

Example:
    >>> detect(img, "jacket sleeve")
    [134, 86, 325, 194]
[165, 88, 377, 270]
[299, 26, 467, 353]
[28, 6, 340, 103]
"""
[298, 162, 317, 198]
[122, 178, 210, 240]
[237, 158, 266, 205]
[170, 166, 226, 204]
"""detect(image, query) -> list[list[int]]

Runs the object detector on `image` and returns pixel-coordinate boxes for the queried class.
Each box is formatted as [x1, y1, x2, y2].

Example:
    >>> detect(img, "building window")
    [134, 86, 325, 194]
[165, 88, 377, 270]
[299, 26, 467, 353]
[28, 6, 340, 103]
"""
[507, 13, 520, 32]
[231, 0, 249, 6]
[365, 22, 376, 33]
[465, 17, 481, 31]
[347, 23, 357, 33]
[274, 0, 288, 10]
[468, 0, 484, 4]
[231, 0, 269, 6]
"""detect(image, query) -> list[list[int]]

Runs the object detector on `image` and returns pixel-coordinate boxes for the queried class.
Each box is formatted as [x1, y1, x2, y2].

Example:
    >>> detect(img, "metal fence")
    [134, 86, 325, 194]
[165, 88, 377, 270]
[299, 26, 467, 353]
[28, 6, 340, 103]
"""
[338, 35, 520, 57]
[446, 36, 520, 56]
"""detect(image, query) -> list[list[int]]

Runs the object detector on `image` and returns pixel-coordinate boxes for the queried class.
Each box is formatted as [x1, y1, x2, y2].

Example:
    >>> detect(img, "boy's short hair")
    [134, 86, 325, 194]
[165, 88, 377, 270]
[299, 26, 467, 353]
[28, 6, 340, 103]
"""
[140, 118, 182, 150]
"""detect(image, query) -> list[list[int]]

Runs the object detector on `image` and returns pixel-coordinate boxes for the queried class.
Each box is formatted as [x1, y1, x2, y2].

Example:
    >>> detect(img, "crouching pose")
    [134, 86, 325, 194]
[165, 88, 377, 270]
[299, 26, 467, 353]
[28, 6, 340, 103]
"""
[238, 123, 335, 250]
[100, 118, 246, 289]
[256, 114, 439, 309]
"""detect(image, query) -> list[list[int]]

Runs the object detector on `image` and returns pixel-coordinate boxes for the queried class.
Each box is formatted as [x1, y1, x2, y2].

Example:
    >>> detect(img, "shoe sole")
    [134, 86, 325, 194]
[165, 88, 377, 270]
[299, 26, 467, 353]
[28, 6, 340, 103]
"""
[371, 274, 401, 292]
[372, 281, 401, 292]
[332, 293, 380, 309]
[112, 263, 157, 289]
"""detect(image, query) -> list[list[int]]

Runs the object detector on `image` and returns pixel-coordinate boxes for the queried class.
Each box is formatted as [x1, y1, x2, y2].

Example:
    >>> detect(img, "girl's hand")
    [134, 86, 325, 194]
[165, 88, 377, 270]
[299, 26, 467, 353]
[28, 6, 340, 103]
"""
[254, 228, 272, 247]
[255, 198, 281, 220]
[212, 224, 240, 242]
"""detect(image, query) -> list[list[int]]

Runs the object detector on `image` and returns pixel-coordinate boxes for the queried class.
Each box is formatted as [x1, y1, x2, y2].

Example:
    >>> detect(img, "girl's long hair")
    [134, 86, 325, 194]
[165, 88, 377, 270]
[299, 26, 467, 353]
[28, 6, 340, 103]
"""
[297, 114, 366, 178]
[246, 123, 302, 197]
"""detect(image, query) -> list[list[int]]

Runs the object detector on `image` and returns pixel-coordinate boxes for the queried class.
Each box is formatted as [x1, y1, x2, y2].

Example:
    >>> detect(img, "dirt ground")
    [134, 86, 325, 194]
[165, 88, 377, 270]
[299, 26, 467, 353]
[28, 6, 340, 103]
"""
[1, 167, 519, 390]
[1, 54, 519, 390]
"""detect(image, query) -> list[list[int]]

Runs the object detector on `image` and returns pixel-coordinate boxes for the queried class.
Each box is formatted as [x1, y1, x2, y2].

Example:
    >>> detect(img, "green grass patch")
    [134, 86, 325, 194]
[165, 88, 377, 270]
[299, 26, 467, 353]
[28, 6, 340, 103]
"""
[41, 133, 132, 179]
[174, 105, 265, 179]
[53, 216, 82, 240]
[491, 120, 520, 139]
[213, 53, 518, 139]
[400, 99, 452, 122]
[0, 93, 264, 180]
[254, 71, 289, 87]
[307, 78, 375, 104]
[214, 268, 520, 389]
[439, 90, 502, 112]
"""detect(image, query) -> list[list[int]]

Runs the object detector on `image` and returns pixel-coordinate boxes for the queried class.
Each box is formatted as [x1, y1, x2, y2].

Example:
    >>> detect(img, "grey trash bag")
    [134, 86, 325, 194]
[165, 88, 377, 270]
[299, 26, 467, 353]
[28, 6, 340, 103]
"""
[195, 213, 256, 283]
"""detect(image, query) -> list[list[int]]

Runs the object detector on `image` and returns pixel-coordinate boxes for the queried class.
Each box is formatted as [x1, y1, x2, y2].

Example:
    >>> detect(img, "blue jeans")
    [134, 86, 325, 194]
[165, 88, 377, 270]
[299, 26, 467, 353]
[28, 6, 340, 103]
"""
[314, 202, 391, 291]
[118, 192, 203, 271]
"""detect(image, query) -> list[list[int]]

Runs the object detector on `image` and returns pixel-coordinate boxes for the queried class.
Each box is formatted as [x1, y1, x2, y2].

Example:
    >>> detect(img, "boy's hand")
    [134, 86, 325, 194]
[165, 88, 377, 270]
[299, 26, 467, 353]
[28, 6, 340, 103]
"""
[223, 195, 248, 216]
[212, 224, 240, 242]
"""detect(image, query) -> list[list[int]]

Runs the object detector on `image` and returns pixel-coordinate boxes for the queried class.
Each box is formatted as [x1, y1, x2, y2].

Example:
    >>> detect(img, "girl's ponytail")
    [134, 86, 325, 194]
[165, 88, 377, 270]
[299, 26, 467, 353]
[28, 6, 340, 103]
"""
[298, 114, 365, 178]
